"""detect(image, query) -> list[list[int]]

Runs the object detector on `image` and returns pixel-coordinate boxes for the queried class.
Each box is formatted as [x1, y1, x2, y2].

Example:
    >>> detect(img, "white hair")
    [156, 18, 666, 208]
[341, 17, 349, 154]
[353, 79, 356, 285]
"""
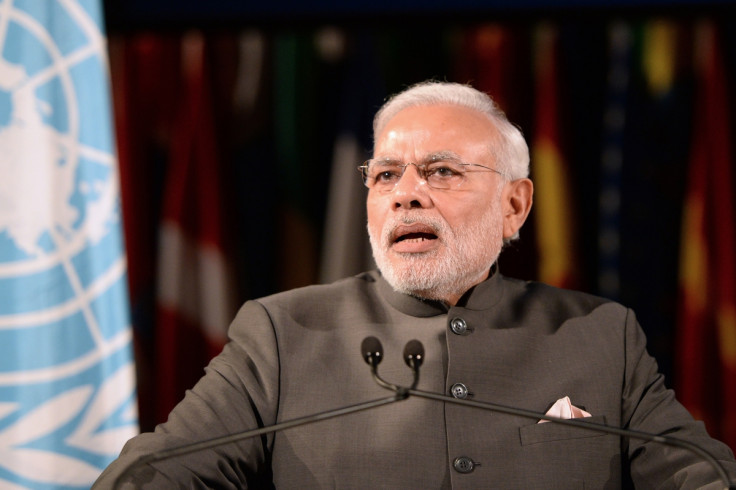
[373, 81, 530, 180]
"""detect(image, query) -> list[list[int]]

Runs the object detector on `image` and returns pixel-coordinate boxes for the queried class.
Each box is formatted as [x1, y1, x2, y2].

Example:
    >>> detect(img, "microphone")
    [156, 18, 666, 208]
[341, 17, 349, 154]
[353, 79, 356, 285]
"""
[402, 339, 424, 389]
[366, 338, 736, 490]
[361, 335, 383, 368]
[361, 336, 409, 395]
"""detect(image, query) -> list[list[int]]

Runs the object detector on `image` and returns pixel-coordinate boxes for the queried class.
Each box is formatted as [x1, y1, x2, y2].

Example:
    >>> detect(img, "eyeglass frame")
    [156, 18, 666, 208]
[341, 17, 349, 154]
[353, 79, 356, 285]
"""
[358, 154, 507, 191]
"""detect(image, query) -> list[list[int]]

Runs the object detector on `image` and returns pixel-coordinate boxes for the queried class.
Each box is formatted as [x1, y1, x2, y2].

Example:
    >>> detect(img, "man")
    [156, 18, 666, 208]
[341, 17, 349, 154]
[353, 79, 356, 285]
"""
[96, 81, 736, 488]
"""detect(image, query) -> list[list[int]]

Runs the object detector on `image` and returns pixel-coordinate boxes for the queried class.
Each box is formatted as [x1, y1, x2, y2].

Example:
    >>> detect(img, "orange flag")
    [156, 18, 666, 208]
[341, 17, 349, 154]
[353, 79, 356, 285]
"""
[531, 23, 579, 289]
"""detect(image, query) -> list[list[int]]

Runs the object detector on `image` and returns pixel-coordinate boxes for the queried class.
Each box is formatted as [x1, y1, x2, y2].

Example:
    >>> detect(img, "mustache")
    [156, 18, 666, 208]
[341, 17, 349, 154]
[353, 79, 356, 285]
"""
[381, 214, 448, 245]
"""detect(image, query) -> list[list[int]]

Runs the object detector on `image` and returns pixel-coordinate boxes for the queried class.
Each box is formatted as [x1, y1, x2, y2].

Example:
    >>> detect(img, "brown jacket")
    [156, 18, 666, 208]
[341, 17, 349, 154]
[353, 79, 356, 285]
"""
[95, 270, 736, 489]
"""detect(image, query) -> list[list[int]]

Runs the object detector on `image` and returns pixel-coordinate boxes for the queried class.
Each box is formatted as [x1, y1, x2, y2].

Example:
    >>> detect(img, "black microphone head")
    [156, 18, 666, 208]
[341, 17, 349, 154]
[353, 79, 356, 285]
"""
[403, 340, 424, 369]
[361, 336, 383, 367]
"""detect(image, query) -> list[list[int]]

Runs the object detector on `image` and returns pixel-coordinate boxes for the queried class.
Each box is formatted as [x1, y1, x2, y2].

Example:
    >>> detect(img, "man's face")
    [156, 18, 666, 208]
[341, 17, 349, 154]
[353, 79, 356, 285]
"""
[367, 104, 508, 304]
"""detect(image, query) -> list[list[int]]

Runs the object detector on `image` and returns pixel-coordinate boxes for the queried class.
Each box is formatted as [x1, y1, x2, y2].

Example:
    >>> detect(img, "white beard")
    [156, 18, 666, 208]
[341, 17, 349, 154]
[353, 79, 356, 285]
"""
[368, 195, 505, 303]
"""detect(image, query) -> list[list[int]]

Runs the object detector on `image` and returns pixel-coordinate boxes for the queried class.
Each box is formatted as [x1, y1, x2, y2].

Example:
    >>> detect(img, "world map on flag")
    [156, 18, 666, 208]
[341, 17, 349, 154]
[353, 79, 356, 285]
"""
[0, 0, 137, 488]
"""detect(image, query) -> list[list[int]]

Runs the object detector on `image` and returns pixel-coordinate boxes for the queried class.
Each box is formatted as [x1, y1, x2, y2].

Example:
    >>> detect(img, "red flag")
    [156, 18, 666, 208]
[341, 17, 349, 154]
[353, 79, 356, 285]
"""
[676, 21, 736, 450]
[110, 34, 183, 430]
[453, 24, 537, 279]
[455, 24, 517, 117]
[155, 32, 236, 422]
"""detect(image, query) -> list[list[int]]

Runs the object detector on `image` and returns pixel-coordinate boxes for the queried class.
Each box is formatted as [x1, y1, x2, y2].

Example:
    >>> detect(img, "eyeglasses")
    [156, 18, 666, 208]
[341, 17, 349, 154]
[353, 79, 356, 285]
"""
[358, 156, 505, 192]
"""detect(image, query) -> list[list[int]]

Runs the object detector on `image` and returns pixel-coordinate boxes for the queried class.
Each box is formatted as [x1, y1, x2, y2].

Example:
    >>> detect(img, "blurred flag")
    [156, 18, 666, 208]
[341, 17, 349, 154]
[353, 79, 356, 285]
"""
[109, 33, 182, 430]
[457, 24, 516, 119]
[676, 21, 736, 451]
[621, 19, 687, 384]
[154, 32, 236, 421]
[455, 23, 539, 279]
[596, 22, 632, 300]
[641, 20, 677, 98]
[531, 23, 579, 289]
[319, 30, 378, 284]
[0, 0, 138, 488]
[272, 32, 321, 290]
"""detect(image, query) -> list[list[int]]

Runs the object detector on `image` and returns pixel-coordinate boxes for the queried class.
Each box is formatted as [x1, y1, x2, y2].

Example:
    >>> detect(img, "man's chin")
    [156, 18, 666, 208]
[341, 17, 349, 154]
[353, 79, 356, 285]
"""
[383, 255, 441, 279]
[385, 280, 441, 301]
[379, 263, 446, 295]
[387, 248, 440, 261]
[377, 255, 496, 303]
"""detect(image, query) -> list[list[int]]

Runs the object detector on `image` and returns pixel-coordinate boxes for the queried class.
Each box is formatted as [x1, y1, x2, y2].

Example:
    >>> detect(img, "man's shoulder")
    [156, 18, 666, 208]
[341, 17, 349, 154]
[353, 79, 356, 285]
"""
[500, 274, 628, 320]
[255, 271, 382, 309]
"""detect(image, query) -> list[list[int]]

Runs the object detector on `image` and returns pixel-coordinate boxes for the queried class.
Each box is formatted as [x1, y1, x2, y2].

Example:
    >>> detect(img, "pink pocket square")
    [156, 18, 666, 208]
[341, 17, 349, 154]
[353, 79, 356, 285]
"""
[538, 396, 592, 423]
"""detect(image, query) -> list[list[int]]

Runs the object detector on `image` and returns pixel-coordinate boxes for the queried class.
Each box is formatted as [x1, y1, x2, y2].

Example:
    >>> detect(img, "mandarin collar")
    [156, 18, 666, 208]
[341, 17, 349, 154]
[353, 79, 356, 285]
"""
[374, 264, 505, 317]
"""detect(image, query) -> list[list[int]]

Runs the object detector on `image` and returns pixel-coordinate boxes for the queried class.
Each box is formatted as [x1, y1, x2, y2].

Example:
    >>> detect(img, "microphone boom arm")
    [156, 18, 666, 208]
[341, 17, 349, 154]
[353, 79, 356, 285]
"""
[405, 388, 734, 489]
[364, 337, 734, 490]
[115, 393, 406, 488]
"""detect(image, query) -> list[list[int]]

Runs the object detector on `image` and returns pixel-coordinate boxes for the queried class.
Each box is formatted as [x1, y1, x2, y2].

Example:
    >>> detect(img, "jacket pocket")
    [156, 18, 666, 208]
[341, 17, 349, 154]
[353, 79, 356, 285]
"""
[519, 415, 608, 446]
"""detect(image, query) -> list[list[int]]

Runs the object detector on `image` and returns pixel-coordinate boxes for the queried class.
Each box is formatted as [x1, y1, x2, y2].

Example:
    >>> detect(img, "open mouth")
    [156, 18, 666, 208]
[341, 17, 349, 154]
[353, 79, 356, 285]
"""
[391, 223, 439, 245]
[395, 232, 438, 243]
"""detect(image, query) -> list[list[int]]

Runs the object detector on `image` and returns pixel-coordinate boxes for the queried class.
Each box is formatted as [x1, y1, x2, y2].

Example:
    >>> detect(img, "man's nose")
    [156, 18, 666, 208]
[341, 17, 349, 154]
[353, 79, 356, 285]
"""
[392, 165, 431, 209]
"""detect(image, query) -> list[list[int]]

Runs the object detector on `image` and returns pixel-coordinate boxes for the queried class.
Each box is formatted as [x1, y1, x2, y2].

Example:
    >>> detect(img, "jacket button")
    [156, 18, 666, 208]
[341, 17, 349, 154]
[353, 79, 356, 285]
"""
[450, 317, 469, 335]
[453, 456, 476, 474]
[450, 382, 469, 399]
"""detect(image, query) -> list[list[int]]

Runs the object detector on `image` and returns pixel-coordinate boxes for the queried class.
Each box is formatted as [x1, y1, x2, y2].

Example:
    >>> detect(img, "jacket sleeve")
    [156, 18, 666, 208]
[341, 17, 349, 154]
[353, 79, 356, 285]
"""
[621, 308, 736, 488]
[92, 300, 280, 489]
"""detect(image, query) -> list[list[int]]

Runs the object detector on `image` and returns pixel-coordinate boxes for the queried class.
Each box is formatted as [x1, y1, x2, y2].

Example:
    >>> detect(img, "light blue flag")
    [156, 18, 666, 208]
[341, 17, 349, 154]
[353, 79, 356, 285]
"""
[0, 0, 138, 488]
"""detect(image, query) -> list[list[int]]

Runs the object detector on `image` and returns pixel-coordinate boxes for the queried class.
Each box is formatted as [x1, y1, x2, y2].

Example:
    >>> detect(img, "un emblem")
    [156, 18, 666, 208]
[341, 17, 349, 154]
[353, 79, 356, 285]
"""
[0, 0, 137, 488]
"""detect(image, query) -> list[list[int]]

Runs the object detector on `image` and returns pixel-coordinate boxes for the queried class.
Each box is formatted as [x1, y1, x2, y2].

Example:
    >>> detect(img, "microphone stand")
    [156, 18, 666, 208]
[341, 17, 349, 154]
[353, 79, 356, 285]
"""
[112, 336, 734, 489]
[380, 337, 736, 490]
[404, 387, 735, 490]
[114, 336, 415, 487]
[114, 393, 406, 488]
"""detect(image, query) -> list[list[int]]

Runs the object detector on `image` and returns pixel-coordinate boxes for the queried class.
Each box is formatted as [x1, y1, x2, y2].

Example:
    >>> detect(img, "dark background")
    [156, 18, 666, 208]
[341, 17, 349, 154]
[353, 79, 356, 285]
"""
[100, 0, 736, 449]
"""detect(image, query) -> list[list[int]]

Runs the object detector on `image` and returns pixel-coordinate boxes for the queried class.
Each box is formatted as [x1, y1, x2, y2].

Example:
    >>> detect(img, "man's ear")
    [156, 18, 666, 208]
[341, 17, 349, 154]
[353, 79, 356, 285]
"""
[502, 178, 533, 239]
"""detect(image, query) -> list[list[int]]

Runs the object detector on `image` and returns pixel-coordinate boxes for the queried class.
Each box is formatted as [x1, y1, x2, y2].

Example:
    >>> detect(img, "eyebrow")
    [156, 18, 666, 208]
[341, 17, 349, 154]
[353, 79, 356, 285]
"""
[372, 156, 403, 166]
[425, 150, 463, 163]
[373, 150, 464, 165]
